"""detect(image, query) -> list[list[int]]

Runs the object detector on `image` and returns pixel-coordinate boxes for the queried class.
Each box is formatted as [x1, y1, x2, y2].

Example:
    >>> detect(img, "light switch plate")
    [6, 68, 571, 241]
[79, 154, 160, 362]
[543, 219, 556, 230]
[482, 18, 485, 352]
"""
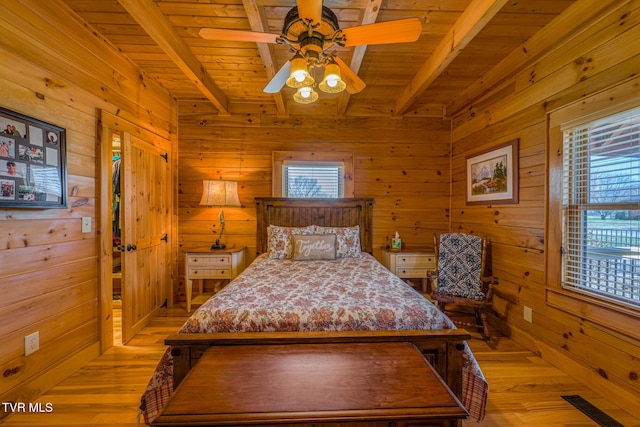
[82, 217, 91, 233]
[25, 331, 39, 356]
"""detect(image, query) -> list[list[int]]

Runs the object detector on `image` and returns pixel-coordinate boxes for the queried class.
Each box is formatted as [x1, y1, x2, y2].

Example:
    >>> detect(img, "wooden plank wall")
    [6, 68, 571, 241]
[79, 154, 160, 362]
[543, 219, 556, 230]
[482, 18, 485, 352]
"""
[449, 0, 640, 417]
[177, 107, 452, 301]
[0, 0, 176, 417]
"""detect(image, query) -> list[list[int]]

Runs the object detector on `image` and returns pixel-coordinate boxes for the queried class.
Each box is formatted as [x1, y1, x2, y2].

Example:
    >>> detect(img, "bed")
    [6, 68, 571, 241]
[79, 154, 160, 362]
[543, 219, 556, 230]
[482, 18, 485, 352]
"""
[140, 197, 488, 424]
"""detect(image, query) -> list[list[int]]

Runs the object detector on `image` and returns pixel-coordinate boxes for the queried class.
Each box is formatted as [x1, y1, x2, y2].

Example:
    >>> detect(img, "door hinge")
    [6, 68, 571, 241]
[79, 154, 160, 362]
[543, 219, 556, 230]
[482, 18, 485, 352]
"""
[160, 152, 168, 162]
[161, 233, 168, 242]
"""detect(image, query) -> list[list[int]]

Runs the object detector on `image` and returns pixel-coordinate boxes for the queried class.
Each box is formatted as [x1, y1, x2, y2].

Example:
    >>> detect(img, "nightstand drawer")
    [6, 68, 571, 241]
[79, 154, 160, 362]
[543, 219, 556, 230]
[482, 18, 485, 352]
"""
[395, 267, 430, 278]
[188, 255, 231, 267]
[395, 254, 436, 268]
[189, 268, 231, 279]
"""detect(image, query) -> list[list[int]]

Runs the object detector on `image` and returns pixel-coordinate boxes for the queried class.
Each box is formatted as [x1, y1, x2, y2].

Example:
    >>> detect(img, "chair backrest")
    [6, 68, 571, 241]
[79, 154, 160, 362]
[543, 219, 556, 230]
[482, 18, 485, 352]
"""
[434, 233, 486, 299]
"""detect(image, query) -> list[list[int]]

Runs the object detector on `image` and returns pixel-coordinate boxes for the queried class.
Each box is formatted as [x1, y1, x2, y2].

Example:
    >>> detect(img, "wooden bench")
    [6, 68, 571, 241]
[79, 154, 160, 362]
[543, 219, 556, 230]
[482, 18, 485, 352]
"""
[166, 329, 471, 402]
[152, 341, 468, 426]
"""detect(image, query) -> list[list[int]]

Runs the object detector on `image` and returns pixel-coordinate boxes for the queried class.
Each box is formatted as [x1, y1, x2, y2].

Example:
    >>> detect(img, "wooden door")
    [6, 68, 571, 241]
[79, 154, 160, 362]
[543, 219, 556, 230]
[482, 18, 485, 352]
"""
[98, 110, 172, 350]
[120, 132, 169, 343]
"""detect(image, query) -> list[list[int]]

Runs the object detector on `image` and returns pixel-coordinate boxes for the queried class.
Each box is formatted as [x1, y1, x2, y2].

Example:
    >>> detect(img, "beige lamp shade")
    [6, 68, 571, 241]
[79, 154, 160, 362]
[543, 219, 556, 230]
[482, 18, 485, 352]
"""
[199, 180, 241, 207]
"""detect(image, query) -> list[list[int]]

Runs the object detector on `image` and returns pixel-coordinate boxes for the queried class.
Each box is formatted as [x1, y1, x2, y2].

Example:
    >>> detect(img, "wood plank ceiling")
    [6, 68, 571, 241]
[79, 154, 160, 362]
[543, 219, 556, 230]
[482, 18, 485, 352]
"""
[61, 0, 577, 117]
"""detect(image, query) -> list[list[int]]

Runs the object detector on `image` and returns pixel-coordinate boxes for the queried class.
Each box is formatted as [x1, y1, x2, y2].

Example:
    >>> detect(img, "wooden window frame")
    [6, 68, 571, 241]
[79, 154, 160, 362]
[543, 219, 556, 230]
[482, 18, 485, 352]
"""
[546, 81, 640, 336]
[272, 151, 354, 198]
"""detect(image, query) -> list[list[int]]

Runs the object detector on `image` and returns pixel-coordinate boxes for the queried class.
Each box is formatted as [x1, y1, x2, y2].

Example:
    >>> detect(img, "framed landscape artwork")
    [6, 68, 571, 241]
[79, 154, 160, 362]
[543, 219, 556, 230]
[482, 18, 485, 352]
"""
[0, 106, 67, 209]
[466, 139, 519, 205]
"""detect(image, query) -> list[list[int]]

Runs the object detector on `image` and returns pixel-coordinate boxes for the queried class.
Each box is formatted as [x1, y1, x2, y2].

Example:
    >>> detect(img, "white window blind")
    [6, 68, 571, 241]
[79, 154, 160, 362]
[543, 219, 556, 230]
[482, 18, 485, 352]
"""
[562, 107, 640, 307]
[283, 163, 343, 198]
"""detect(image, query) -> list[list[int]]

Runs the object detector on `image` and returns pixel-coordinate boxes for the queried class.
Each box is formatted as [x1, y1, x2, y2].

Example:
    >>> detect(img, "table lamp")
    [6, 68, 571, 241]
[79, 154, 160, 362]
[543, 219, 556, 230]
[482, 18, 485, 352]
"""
[199, 180, 241, 249]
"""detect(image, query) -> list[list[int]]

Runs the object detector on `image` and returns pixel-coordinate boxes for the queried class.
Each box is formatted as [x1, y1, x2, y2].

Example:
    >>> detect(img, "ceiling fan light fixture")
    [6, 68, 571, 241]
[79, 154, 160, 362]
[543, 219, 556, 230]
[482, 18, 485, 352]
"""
[202, 3, 423, 100]
[293, 86, 319, 104]
[286, 54, 315, 88]
[319, 60, 346, 93]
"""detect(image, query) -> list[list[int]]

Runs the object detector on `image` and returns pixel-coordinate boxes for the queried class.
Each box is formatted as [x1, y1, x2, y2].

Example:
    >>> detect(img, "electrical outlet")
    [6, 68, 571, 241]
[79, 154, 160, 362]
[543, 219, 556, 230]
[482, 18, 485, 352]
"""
[81, 217, 91, 233]
[523, 306, 533, 323]
[25, 331, 39, 356]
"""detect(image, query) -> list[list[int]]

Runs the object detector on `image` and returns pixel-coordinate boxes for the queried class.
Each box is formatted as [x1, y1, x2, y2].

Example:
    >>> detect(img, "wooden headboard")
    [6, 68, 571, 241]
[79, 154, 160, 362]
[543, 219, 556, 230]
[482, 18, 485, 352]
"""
[256, 197, 374, 255]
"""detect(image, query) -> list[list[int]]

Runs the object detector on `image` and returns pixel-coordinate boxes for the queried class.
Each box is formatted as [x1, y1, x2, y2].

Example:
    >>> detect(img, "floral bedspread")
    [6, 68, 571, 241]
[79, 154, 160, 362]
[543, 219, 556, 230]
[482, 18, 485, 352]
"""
[140, 253, 488, 423]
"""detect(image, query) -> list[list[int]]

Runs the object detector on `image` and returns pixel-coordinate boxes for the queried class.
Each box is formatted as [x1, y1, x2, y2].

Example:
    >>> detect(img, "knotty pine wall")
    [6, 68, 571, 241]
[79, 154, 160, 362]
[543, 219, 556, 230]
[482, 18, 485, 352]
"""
[176, 106, 452, 301]
[450, 0, 640, 417]
[0, 0, 176, 417]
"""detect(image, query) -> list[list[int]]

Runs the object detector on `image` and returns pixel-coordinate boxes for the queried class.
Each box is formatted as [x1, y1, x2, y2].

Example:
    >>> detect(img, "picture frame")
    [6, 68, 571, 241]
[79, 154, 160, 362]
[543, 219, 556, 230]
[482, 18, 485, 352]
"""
[466, 139, 519, 205]
[0, 106, 67, 209]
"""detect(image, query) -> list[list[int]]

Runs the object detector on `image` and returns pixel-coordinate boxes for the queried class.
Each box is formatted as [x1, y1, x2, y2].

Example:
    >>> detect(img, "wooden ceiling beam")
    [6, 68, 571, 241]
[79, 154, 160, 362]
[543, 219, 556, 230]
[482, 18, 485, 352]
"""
[242, 0, 287, 117]
[117, 0, 230, 115]
[393, 0, 509, 116]
[336, 0, 381, 116]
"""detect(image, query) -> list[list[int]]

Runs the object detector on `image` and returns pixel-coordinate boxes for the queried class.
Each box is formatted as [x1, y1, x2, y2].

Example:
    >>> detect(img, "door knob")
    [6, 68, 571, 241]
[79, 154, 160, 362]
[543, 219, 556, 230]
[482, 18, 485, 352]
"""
[127, 244, 137, 251]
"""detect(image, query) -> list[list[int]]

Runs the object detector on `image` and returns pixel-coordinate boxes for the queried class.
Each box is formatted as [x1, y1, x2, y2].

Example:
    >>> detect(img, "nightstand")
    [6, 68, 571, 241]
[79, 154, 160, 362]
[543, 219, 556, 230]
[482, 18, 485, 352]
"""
[185, 247, 246, 312]
[381, 246, 436, 293]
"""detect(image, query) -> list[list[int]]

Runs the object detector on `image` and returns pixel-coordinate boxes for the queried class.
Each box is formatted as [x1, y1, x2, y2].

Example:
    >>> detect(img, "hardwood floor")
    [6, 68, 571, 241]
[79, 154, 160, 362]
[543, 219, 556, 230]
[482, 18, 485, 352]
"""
[2, 307, 640, 426]
[1, 307, 188, 427]
[468, 334, 640, 426]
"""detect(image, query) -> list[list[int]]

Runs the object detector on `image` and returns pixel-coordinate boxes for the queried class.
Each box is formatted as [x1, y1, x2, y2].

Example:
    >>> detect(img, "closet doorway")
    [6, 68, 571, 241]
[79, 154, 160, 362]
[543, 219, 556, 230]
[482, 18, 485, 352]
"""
[112, 132, 123, 345]
[98, 111, 172, 349]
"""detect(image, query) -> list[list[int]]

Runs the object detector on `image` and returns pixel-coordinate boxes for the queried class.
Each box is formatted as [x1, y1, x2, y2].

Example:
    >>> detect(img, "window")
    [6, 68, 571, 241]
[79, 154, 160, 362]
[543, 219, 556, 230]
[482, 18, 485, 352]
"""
[272, 151, 354, 198]
[283, 162, 343, 197]
[560, 107, 640, 308]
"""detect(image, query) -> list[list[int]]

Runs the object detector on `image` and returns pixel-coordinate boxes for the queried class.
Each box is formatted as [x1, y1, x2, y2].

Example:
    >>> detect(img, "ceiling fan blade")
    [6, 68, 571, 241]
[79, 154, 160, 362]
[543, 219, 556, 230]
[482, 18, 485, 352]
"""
[199, 28, 278, 44]
[263, 61, 291, 94]
[341, 17, 422, 47]
[296, 0, 323, 25]
[334, 56, 366, 95]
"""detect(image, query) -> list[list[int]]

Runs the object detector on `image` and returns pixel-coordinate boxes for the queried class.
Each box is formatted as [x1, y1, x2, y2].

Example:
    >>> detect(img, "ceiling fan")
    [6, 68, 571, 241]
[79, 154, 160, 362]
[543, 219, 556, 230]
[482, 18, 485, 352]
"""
[199, 0, 422, 103]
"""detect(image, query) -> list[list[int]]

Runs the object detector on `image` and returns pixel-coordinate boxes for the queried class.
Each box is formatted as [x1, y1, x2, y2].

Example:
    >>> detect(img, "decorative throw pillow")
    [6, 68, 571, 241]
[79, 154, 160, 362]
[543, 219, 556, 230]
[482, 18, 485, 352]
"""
[291, 234, 337, 261]
[315, 225, 362, 258]
[266, 225, 316, 259]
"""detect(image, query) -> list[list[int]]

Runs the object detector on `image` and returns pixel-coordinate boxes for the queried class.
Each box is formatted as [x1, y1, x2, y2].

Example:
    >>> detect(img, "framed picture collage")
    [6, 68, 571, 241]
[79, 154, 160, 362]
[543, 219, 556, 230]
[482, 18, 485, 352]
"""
[0, 107, 67, 209]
